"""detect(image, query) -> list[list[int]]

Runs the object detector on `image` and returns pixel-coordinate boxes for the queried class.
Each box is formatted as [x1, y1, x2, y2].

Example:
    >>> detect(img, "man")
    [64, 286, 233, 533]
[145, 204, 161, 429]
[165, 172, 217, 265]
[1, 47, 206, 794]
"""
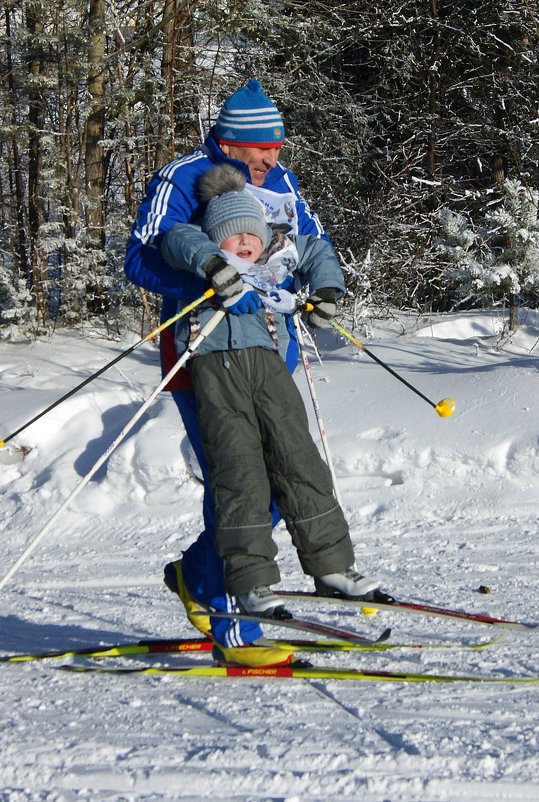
[125, 80, 381, 666]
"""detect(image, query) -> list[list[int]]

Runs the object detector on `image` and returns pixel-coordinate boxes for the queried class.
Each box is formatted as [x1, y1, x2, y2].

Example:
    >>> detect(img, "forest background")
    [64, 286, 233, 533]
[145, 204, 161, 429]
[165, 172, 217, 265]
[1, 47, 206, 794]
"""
[1, 0, 538, 340]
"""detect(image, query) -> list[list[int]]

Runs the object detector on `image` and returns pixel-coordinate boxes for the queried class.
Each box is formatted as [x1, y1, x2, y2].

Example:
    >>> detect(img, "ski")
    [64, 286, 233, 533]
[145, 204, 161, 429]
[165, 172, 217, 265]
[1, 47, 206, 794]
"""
[58, 661, 539, 684]
[192, 608, 392, 644]
[1, 629, 505, 663]
[275, 591, 538, 632]
[0, 637, 214, 663]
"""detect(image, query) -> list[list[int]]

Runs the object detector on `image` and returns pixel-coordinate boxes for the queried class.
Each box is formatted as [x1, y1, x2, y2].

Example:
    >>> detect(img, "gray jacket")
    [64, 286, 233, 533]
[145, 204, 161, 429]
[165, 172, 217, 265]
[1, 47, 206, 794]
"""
[161, 223, 345, 361]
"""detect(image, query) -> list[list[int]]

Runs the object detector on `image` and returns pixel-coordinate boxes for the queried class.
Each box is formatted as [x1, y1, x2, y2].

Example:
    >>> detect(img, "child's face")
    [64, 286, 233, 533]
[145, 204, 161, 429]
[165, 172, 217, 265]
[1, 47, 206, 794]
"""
[220, 232, 263, 262]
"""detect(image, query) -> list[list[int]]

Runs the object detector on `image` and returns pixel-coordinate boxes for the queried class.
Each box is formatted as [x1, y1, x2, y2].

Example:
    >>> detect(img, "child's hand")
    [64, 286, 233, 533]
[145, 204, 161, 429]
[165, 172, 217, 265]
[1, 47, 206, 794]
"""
[224, 289, 262, 315]
[277, 274, 295, 291]
[204, 255, 243, 299]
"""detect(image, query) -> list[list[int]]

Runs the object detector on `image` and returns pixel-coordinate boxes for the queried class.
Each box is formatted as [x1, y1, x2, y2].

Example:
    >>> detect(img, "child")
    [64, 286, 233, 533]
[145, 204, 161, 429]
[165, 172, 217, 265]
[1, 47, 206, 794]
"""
[163, 165, 387, 666]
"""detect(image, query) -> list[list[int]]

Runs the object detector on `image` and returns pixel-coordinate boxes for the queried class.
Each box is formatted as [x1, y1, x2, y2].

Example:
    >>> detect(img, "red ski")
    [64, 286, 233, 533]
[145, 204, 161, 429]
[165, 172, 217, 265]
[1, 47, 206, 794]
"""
[275, 590, 537, 631]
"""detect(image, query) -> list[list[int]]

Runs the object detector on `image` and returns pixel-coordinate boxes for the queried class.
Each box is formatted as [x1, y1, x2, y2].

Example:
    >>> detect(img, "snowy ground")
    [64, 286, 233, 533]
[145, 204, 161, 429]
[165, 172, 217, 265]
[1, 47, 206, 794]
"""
[0, 307, 538, 801]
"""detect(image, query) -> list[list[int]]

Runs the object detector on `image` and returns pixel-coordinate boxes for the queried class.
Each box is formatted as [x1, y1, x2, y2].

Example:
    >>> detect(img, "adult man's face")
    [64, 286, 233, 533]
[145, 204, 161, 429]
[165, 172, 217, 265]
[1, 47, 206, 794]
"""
[219, 143, 281, 187]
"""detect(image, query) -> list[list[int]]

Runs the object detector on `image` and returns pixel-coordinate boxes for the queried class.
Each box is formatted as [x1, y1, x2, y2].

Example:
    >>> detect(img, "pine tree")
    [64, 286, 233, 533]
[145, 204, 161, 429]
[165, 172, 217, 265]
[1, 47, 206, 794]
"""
[438, 180, 539, 328]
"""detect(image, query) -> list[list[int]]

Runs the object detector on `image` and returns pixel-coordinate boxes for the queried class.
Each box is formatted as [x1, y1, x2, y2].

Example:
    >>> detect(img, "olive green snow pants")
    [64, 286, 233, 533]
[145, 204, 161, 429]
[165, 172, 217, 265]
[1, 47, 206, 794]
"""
[190, 347, 354, 595]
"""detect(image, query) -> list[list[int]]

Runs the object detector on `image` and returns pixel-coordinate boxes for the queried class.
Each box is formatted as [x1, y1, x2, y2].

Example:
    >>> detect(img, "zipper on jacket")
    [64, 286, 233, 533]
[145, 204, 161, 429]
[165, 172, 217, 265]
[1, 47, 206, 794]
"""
[242, 348, 251, 381]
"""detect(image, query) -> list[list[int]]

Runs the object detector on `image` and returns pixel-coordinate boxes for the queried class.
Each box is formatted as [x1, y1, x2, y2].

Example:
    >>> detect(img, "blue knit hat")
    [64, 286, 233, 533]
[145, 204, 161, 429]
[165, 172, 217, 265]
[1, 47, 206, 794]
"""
[214, 79, 285, 147]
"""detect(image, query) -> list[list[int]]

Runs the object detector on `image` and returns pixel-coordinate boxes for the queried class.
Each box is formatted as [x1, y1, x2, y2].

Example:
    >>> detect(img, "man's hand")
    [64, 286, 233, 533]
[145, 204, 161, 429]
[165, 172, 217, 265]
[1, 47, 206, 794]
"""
[305, 287, 337, 328]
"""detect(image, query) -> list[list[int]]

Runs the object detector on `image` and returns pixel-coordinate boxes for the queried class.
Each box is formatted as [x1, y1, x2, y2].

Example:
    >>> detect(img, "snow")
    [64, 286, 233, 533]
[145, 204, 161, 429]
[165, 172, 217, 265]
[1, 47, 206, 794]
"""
[1, 309, 538, 801]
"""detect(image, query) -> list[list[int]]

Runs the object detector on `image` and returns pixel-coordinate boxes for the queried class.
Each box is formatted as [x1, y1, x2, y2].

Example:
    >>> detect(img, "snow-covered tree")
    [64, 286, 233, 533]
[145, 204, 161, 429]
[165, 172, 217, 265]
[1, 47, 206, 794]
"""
[437, 180, 539, 328]
[1, 1, 538, 336]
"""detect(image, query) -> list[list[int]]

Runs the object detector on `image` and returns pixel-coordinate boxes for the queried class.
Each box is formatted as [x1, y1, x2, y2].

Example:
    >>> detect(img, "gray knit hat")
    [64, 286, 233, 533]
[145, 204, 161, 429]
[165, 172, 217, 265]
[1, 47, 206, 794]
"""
[198, 165, 270, 248]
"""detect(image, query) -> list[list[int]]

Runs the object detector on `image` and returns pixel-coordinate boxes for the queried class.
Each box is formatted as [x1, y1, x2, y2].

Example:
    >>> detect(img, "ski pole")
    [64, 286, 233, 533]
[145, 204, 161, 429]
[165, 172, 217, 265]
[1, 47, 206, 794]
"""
[293, 313, 342, 505]
[0, 288, 216, 449]
[303, 304, 455, 418]
[0, 309, 225, 592]
[329, 318, 455, 417]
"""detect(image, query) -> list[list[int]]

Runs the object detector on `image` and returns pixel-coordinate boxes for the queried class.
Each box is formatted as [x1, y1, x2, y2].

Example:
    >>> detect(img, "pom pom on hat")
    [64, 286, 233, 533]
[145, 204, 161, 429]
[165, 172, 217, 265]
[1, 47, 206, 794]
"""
[199, 165, 270, 248]
[214, 79, 285, 147]
[198, 164, 247, 203]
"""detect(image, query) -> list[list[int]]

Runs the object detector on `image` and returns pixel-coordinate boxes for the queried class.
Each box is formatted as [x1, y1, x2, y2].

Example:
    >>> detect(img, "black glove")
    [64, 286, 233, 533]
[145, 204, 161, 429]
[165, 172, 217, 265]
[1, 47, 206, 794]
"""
[305, 287, 337, 328]
[204, 255, 243, 300]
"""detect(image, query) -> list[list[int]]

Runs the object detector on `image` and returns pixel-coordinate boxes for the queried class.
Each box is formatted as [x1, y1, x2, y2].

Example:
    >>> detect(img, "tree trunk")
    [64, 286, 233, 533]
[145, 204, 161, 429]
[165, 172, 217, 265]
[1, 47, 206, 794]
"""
[154, 0, 177, 169]
[85, 0, 107, 313]
[509, 293, 515, 331]
[86, 0, 106, 247]
[425, 0, 440, 211]
[3, 5, 30, 292]
[154, 0, 200, 170]
[26, 2, 48, 326]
